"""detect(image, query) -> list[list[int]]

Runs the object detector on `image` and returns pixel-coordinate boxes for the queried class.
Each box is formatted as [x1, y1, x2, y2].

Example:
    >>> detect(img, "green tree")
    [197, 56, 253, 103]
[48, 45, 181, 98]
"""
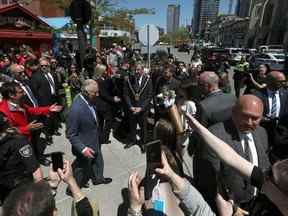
[169, 27, 191, 44]
[159, 34, 172, 44]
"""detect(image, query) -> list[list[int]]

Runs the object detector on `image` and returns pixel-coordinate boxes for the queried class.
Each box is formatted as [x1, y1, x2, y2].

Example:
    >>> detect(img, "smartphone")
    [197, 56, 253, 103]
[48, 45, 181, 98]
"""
[51, 152, 64, 172]
[146, 139, 162, 173]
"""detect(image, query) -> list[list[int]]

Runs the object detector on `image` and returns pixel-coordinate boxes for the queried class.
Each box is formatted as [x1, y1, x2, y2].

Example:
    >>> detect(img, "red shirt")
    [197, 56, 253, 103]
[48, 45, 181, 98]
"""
[0, 100, 50, 140]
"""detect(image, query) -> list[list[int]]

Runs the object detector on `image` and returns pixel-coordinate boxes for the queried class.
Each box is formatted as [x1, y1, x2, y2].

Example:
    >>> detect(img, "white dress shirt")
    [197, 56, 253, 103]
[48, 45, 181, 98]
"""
[239, 132, 258, 195]
[267, 89, 280, 118]
[45, 73, 56, 95]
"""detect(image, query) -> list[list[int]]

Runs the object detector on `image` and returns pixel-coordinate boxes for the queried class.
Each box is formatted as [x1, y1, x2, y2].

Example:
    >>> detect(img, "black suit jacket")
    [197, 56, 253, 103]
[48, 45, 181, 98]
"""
[253, 88, 288, 120]
[195, 119, 270, 207]
[123, 74, 153, 112]
[30, 70, 57, 106]
[196, 90, 237, 127]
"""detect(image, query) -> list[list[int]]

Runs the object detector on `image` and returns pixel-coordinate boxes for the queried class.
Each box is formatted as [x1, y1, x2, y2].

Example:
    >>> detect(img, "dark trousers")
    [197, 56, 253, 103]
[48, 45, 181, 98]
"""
[31, 130, 42, 160]
[234, 78, 242, 98]
[128, 111, 148, 144]
[98, 106, 114, 144]
[233, 72, 244, 98]
[72, 151, 104, 187]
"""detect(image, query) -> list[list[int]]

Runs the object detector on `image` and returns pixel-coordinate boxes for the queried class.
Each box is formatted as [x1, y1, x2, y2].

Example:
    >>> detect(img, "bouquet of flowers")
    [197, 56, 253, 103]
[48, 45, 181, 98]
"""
[157, 87, 183, 134]
[157, 87, 176, 108]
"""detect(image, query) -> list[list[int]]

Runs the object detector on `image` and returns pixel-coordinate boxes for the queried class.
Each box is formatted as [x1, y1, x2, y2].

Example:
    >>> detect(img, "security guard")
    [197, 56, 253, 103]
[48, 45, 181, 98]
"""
[0, 113, 43, 203]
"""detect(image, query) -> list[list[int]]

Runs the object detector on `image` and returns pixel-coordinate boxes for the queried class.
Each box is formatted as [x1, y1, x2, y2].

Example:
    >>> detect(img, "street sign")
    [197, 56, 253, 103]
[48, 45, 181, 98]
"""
[139, 24, 159, 46]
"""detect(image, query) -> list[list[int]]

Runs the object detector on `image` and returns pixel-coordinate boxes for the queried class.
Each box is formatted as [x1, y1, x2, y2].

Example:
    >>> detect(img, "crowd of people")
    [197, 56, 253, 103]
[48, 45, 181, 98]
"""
[0, 42, 287, 216]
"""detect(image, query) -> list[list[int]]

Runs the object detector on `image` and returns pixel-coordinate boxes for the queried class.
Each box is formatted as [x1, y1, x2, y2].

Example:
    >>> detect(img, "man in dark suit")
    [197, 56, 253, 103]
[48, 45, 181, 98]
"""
[154, 64, 182, 120]
[253, 71, 288, 147]
[31, 58, 58, 143]
[123, 62, 153, 151]
[95, 68, 122, 144]
[66, 79, 112, 191]
[9, 64, 48, 165]
[196, 71, 237, 127]
[195, 95, 270, 213]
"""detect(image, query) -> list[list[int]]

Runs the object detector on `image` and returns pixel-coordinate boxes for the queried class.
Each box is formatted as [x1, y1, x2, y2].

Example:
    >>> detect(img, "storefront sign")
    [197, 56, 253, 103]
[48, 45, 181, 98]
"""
[0, 16, 33, 28]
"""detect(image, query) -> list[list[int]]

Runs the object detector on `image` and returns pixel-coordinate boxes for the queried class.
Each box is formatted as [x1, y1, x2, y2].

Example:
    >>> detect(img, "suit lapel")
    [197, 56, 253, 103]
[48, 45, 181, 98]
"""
[262, 90, 269, 115]
[79, 96, 97, 125]
[279, 89, 286, 117]
[225, 120, 244, 155]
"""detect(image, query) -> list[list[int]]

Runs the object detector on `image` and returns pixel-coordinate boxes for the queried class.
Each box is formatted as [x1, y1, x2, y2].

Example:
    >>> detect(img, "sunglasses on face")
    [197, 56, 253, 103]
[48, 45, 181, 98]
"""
[40, 65, 49, 67]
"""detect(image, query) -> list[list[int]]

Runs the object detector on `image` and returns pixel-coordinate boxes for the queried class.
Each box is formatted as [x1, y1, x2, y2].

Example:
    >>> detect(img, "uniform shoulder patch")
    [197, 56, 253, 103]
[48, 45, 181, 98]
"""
[19, 145, 32, 158]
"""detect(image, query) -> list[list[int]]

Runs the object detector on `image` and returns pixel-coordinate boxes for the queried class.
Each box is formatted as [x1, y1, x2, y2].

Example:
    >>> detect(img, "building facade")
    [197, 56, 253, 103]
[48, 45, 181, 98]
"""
[167, 4, 180, 34]
[0, 0, 64, 17]
[209, 15, 249, 47]
[245, 0, 288, 48]
[192, 0, 220, 37]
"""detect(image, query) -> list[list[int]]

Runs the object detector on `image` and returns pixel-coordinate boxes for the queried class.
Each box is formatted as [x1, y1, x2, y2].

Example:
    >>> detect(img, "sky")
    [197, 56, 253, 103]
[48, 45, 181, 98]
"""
[117, 0, 236, 29]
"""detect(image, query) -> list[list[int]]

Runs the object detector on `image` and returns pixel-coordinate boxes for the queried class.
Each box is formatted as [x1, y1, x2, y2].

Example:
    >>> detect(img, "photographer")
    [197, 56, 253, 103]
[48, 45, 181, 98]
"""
[3, 160, 93, 216]
[244, 64, 270, 94]
[128, 151, 215, 216]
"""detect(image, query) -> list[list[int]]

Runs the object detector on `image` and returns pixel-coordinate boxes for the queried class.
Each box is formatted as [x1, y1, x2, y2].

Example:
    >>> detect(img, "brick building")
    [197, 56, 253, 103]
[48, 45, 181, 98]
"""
[0, 0, 65, 17]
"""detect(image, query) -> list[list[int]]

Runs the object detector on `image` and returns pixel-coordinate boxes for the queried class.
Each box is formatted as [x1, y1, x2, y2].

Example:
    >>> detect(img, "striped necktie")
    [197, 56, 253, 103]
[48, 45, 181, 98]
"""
[271, 92, 277, 118]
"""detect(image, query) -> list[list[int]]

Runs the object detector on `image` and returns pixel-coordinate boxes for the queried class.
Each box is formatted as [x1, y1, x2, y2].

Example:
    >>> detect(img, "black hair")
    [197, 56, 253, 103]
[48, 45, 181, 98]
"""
[0, 82, 20, 99]
[3, 181, 56, 216]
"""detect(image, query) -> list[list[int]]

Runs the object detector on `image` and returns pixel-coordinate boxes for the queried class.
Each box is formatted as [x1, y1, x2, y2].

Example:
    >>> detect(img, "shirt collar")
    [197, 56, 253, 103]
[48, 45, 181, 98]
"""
[8, 101, 21, 112]
[267, 89, 279, 96]
[238, 130, 253, 140]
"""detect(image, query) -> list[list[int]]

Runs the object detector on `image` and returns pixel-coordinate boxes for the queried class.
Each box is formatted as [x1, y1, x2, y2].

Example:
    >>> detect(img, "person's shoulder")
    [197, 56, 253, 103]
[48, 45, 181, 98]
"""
[253, 88, 267, 98]
[255, 124, 267, 136]
[208, 121, 225, 133]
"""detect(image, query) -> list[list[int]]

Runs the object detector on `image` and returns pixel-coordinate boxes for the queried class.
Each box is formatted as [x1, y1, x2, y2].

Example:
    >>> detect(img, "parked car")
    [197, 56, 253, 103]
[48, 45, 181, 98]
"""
[259, 45, 284, 53]
[249, 52, 285, 71]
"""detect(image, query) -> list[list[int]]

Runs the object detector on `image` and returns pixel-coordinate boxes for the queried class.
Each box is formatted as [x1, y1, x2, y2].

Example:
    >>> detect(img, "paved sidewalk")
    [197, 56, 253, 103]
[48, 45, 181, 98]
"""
[41, 125, 193, 216]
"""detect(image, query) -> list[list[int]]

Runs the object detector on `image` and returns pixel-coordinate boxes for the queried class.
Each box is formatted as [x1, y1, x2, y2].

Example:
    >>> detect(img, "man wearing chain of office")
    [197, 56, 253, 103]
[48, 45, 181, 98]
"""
[123, 61, 153, 152]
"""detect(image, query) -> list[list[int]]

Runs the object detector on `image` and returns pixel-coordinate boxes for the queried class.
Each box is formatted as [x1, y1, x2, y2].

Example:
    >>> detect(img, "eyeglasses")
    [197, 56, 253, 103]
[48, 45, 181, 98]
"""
[40, 65, 49, 67]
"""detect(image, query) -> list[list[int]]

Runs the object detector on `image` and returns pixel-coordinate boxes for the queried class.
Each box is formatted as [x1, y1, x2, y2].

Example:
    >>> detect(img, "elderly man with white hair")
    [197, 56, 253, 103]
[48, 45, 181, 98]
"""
[66, 79, 112, 194]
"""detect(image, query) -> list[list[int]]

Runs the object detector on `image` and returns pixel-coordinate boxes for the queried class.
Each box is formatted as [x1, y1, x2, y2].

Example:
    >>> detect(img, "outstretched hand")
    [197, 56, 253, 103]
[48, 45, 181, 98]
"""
[49, 103, 63, 112]
[128, 172, 145, 212]
[155, 152, 175, 179]
[182, 109, 198, 130]
[57, 160, 74, 184]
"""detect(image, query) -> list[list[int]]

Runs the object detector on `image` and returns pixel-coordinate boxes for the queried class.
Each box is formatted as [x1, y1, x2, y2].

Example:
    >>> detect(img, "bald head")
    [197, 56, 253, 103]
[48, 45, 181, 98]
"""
[9, 64, 25, 80]
[233, 95, 263, 132]
[266, 71, 286, 91]
[199, 71, 219, 95]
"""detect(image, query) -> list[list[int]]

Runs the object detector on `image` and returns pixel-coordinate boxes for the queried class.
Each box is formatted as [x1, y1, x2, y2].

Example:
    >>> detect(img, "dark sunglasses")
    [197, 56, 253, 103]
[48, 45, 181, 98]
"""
[40, 65, 49, 67]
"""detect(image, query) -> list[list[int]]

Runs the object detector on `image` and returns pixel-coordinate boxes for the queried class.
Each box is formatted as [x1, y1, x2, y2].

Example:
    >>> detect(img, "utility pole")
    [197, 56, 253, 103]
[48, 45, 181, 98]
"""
[228, 0, 233, 14]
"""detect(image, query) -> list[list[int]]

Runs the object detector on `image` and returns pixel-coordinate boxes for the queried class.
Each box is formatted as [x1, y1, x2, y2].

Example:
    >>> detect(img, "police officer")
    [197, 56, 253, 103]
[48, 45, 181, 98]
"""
[0, 113, 43, 203]
[233, 56, 250, 97]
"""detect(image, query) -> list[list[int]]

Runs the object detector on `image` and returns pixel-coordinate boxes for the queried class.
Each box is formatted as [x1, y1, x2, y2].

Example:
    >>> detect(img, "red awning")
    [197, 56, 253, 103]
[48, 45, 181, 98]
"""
[0, 30, 52, 40]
